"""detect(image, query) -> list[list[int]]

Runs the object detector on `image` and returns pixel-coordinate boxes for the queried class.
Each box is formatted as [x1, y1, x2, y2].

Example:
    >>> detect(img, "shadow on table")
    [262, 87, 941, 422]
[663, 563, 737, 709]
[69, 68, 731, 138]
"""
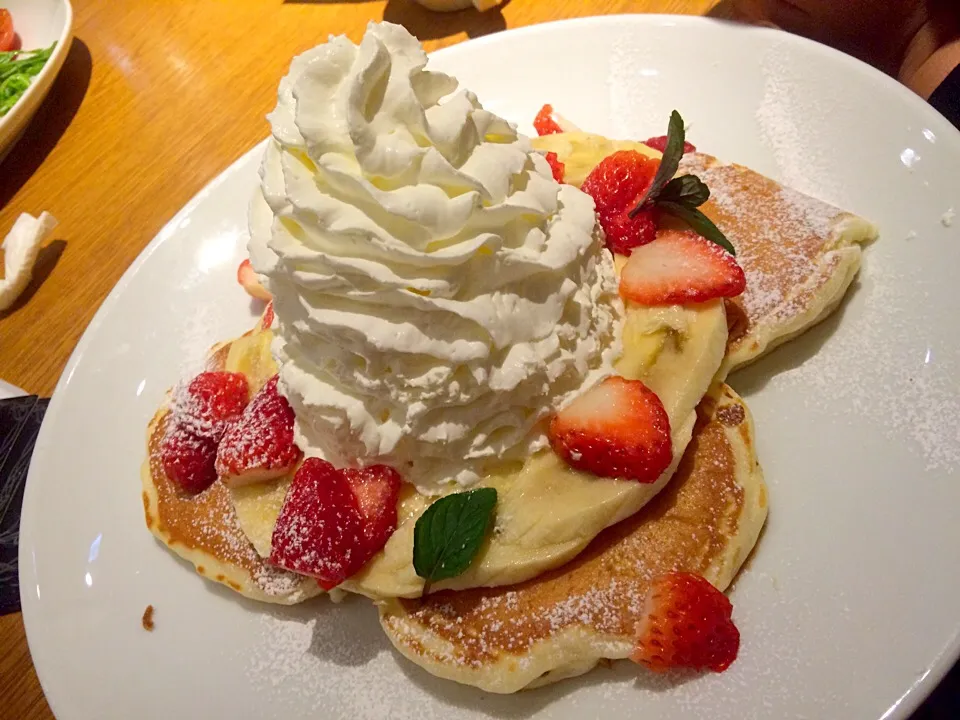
[0, 37, 92, 211]
[705, 0, 748, 22]
[283, 0, 510, 42]
[382, 0, 509, 41]
[0, 239, 65, 320]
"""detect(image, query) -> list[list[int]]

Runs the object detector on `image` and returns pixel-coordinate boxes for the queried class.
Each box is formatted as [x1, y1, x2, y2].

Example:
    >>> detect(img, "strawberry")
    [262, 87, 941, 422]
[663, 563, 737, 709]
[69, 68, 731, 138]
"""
[270, 458, 367, 589]
[631, 572, 740, 673]
[549, 376, 671, 483]
[343, 465, 402, 551]
[533, 103, 564, 136]
[174, 371, 249, 440]
[261, 301, 275, 331]
[160, 428, 218, 495]
[580, 150, 661, 255]
[544, 151, 565, 183]
[216, 375, 301, 488]
[619, 229, 746, 306]
[643, 135, 697, 154]
[238, 258, 271, 301]
[161, 371, 249, 493]
[269, 459, 402, 589]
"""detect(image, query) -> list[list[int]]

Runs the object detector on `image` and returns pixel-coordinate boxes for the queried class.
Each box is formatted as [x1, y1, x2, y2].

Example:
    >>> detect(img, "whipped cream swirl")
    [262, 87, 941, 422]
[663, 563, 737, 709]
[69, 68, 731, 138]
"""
[249, 21, 622, 494]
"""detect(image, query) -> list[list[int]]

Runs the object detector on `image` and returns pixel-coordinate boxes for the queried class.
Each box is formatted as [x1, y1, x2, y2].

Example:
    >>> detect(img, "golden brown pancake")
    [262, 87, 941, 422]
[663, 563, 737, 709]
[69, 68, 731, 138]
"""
[681, 153, 877, 374]
[141, 315, 323, 605]
[378, 383, 767, 693]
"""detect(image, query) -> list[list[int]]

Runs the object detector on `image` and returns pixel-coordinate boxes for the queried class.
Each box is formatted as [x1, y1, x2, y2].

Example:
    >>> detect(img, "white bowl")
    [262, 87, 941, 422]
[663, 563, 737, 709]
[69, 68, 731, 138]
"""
[0, 0, 73, 162]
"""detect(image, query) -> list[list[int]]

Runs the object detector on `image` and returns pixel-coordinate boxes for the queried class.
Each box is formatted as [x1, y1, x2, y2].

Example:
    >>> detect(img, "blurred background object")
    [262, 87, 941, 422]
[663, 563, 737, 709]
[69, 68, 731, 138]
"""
[729, 0, 960, 100]
[413, 0, 504, 10]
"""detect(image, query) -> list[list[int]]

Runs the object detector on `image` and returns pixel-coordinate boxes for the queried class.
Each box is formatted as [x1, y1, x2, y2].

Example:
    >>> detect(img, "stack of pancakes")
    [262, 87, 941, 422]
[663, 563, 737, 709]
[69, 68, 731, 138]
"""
[141, 131, 876, 692]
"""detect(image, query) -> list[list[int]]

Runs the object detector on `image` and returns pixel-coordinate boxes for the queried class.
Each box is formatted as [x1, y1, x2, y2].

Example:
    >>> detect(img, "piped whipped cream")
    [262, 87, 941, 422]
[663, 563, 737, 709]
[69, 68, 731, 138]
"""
[249, 21, 622, 495]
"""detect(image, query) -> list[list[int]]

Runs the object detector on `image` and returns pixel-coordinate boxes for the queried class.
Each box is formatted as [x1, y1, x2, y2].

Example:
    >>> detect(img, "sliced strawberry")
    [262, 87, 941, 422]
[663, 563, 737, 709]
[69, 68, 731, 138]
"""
[632, 572, 740, 673]
[643, 135, 697, 154]
[270, 459, 403, 589]
[174, 371, 249, 440]
[216, 375, 301, 488]
[544, 151, 565, 183]
[533, 103, 564, 136]
[160, 371, 249, 494]
[581, 150, 661, 255]
[343, 465, 402, 551]
[160, 426, 218, 495]
[549, 376, 671, 483]
[270, 458, 367, 589]
[620, 229, 746, 306]
[238, 258, 271, 302]
[261, 301, 275, 331]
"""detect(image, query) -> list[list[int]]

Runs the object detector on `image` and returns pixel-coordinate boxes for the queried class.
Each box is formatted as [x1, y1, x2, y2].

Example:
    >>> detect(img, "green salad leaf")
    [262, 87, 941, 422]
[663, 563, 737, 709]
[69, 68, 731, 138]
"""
[0, 43, 56, 117]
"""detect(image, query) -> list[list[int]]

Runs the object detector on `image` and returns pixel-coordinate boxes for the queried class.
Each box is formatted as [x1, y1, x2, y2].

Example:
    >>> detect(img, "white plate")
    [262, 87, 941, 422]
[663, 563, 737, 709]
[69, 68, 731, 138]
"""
[19, 15, 960, 720]
[0, 0, 73, 162]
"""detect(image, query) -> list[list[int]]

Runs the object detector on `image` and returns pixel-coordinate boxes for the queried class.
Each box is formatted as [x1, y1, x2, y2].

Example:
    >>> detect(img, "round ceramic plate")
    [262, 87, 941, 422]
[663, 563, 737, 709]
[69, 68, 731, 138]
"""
[20, 15, 960, 720]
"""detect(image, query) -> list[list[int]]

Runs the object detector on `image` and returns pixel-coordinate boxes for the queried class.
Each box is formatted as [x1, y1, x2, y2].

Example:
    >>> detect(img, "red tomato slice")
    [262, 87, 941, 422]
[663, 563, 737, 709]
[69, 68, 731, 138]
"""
[0, 10, 16, 53]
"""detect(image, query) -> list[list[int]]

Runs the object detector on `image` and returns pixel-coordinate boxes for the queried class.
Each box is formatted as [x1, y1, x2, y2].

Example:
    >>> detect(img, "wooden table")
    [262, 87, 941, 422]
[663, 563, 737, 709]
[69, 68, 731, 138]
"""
[0, 1, 730, 716]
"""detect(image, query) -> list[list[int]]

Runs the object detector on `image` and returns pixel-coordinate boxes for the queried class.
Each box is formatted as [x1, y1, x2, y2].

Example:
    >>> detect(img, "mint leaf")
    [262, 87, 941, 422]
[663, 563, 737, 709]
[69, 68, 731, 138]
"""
[657, 174, 710, 208]
[630, 109, 685, 217]
[658, 201, 736, 256]
[413, 487, 497, 587]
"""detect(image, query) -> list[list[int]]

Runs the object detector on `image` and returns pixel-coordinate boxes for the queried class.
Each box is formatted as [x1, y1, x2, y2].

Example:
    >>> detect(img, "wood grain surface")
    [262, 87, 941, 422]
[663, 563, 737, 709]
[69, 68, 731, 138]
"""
[0, 1, 730, 717]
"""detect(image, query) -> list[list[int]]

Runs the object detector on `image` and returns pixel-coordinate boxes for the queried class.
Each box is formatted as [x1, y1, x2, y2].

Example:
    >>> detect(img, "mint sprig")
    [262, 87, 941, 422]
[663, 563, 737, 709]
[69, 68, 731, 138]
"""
[413, 487, 497, 594]
[632, 110, 685, 214]
[628, 110, 736, 256]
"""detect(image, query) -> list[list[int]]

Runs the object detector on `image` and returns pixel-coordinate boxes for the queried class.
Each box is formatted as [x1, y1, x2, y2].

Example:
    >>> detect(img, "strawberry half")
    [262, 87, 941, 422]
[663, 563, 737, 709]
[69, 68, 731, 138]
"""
[216, 375, 301, 488]
[270, 459, 367, 589]
[343, 465, 402, 551]
[533, 103, 564, 136]
[632, 572, 740, 673]
[160, 429, 219, 495]
[238, 258, 271, 301]
[581, 150, 661, 255]
[549, 376, 671, 483]
[270, 459, 402, 589]
[161, 371, 249, 494]
[620, 229, 746, 306]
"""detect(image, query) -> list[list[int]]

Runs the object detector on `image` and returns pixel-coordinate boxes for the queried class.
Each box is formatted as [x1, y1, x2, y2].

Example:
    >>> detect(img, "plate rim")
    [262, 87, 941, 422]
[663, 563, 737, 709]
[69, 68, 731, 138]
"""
[18, 13, 960, 719]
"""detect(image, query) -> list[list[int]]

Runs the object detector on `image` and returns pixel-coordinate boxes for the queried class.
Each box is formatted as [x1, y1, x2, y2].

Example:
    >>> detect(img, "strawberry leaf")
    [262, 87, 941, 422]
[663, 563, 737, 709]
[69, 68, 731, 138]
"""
[631, 110, 685, 217]
[413, 487, 497, 587]
[658, 202, 737, 256]
[657, 174, 710, 208]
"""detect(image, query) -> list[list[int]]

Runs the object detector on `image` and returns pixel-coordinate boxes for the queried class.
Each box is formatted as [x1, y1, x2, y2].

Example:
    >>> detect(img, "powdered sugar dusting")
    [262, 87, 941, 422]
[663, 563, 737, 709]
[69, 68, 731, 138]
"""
[753, 255, 960, 472]
[680, 154, 860, 335]
[754, 41, 844, 204]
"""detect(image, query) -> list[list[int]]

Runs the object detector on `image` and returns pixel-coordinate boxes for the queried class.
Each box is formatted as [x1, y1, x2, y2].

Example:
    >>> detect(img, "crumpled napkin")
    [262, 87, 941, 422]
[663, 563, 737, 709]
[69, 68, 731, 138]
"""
[0, 211, 58, 312]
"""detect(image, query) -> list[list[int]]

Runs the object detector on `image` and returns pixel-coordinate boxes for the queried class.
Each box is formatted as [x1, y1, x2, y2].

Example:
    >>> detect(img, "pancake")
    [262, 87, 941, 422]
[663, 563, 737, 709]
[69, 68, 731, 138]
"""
[678, 152, 876, 374]
[531, 133, 878, 375]
[145, 291, 726, 602]
[230, 298, 728, 599]
[378, 382, 767, 693]
[141, 314, 323, 605]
